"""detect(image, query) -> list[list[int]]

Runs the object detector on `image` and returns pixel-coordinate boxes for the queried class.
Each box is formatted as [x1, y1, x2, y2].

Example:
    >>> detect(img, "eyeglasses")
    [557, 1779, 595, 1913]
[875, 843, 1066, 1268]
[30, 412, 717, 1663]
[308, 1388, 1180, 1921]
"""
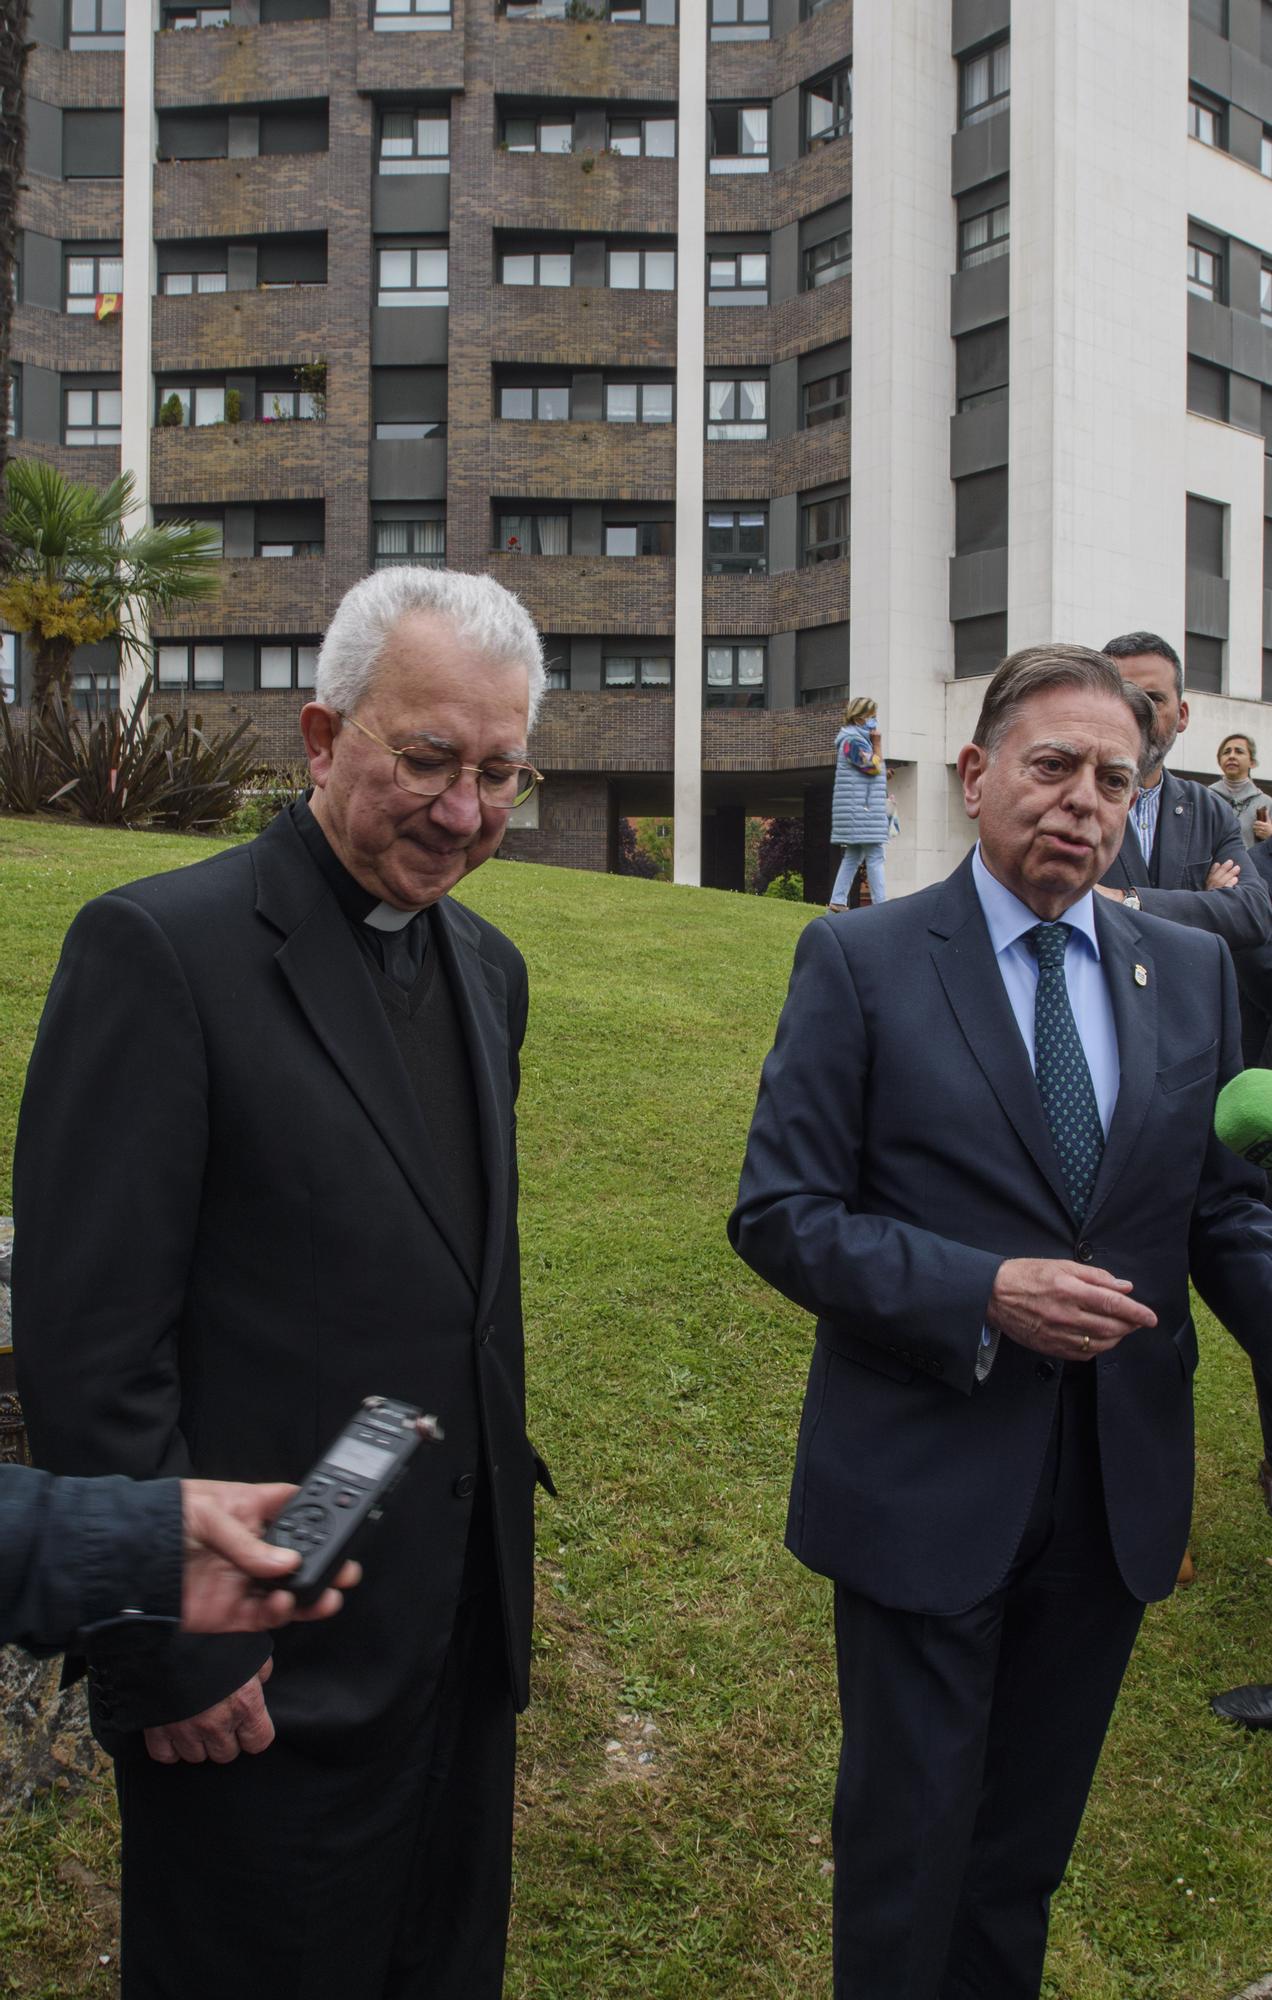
[338, 712, 543, 808]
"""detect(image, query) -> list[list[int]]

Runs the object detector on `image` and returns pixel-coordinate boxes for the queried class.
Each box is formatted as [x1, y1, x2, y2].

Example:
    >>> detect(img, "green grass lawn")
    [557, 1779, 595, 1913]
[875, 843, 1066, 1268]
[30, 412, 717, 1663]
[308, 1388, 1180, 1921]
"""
[1, 815, 1270, 1999]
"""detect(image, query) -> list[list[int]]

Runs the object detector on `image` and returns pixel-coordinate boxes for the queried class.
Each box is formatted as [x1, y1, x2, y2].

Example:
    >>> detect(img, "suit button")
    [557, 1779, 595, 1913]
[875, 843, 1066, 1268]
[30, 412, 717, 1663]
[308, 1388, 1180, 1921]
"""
[454, 1473, 476, 1498]
[1074, 1241, 1094, 1263]
[1036, 1360, 1056, 1381]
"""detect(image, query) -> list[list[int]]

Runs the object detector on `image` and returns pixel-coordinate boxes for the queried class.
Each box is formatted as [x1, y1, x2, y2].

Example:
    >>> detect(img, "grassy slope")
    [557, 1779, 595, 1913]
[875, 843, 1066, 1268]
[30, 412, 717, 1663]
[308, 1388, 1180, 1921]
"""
[0, 817, 1269, 1998]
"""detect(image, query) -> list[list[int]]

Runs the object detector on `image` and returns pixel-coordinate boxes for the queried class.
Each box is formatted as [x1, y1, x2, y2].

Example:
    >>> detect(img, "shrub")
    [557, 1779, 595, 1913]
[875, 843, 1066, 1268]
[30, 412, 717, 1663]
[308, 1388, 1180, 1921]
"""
[754, 815, 804, 895]
[227, 763, 309, 840]
[157, 393, 185, 429]
[0, 702, 54, 815]
[763, 871, 804, 901]
[224, 387, 242, 424]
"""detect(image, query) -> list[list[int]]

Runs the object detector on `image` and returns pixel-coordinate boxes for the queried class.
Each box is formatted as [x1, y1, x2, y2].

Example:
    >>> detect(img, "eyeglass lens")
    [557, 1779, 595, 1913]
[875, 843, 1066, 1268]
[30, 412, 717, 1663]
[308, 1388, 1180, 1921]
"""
[395, 752, 536, 805]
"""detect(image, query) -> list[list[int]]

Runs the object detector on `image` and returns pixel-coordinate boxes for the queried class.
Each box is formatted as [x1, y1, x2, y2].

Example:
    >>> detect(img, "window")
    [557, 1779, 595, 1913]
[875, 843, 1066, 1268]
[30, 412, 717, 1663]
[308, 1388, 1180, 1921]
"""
[608, 245, 675, 290]
[500, 246, 571, 286]
[1188, 92, 1223, 147]
[708, 251, 768, 306]
[604, 520, 674, 555]
[65, 248, 123, 313]
[604, 653, 671, 687]
[504, 0, 566, 16]
[1187, 355, 1228, 419]
[707, 377, 766, 438]
[608, 0, 676, 17]
[65, 385, 121, 445]
[0, 633, 15, 703]
[799, 682, 848, 706]
[802, 494, 848, 564]
[1262, 128, 1272, 177]
[373, 519, 445, 567]
[1184, 632, 1223, 693]
[373, 0, 451, 30]
[710, 0, 768, 39]
[69, 0, 125, 47]
[258, 379, 322, 420]
[6, 371, 19, 439]
[804, 65, 851, 150]
[959, 205, 1009, 270]
[157, 642, 225, 690]
[378, 112, 449, 175]
[257, 642, 319, 688]
[164, 4, 231, 23]
[63, 109, 123, 178]
[156, 384, 226, 426]
[710, 105, 769, 173]
[1187, 241, 1221, 300]
[803, 370, 848, 427]
[259, 539, 324, 557]
[960, 38, 1009, 126]
[705, 643, 765, 706]
[70, 665, 119, 707]
[605, 380, 673, 423]
[801, 0, 835, 14]
[804, 230, 851, 288]
[607, 115, 676, 158]
[378, 245, 449, 305]
[499, 383, 571, 420]
[705, 510, 766, 573]
[1262, 266, 1272, 326]
[161, 268, 227, 295]
[497, 512, 570, 554]
[502, 114, 573, 154]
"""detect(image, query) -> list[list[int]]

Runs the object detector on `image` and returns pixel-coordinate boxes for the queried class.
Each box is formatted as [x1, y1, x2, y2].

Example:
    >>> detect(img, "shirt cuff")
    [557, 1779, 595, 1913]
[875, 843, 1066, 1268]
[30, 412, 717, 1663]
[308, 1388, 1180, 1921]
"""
[975, 1324, 1000, 1383]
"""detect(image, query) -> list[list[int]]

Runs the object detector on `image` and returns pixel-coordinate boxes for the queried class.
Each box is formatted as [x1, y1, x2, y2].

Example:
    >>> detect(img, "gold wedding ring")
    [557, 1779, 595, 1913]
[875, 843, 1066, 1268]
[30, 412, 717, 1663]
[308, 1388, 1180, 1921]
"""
[1081, 1333, 1091, 1353]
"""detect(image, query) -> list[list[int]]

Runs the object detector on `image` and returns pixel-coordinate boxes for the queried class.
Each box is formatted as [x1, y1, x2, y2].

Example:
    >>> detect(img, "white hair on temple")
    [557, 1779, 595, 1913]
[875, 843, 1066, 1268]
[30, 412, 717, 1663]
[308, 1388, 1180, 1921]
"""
[315, 567, 547, 725]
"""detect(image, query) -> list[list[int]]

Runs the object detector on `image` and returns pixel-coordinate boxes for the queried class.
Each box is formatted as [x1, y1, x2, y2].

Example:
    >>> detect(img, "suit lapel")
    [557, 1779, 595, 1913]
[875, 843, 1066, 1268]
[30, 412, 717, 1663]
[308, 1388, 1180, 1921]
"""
[252, 814, 480, 1284]
[1150, 770, 1189, 887]
[1082, 904, 1158, 1232]
[928, 860, 1074, 1221]
[1108, 819, 1151, 891]
[432, 897, 511, 1320]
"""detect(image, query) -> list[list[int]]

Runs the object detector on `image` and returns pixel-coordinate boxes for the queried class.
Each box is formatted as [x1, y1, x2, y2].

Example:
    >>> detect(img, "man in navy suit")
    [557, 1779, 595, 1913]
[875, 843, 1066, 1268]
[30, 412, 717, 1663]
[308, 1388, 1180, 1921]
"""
[730, 645, 1272, 1999]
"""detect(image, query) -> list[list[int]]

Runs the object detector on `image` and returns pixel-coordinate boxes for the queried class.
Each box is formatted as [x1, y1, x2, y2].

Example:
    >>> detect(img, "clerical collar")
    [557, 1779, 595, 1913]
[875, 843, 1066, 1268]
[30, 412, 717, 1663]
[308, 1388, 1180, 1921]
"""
[290, 794, 426, 930]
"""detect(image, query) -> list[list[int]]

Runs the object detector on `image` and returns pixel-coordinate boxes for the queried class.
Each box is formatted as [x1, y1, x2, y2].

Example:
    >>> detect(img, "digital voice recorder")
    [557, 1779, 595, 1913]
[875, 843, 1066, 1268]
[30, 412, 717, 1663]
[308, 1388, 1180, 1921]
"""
[265, 1396, 443, 1605]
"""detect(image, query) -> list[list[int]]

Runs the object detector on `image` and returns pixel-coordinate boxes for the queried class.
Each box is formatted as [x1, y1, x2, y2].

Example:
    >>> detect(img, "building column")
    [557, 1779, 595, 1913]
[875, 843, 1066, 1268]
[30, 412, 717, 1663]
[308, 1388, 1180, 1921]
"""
[701, 803, 745, 891]
[119, 0, 158, 712]
[1008, 0, 1189, 650]
[673, 0, 706, 885]
[802, 782, 832, 906]
[849, 1, 958, 897]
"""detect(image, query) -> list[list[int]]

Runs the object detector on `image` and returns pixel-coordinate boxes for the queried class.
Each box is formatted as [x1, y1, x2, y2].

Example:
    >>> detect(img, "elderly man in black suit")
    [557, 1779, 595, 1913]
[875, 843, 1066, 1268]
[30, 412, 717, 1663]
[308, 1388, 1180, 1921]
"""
[13, 567, 551, 2000]
[731, 645, 1272, 1999]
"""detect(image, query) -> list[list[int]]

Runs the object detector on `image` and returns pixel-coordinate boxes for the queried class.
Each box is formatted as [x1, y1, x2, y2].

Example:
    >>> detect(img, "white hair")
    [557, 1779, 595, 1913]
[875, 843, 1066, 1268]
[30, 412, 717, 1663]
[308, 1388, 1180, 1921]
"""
[315, 567, 547, 727]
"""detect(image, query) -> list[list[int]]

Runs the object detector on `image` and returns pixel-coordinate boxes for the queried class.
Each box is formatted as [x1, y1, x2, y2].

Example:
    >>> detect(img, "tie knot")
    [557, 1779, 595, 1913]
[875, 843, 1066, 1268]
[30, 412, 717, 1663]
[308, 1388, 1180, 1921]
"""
[1027, 923, 1071, 969]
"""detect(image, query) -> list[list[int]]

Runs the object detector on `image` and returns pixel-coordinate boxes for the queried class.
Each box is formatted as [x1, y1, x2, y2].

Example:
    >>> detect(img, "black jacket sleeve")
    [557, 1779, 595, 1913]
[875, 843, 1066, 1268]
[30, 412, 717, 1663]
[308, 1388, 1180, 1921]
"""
[0, 1466, 182, 1655]
[1135, 794, 1272, 951]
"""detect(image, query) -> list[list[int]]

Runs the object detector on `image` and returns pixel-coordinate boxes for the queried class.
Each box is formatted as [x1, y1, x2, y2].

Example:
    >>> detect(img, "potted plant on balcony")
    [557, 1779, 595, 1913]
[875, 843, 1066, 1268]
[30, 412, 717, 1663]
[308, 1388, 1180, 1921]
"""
[157, 392, 185, 428]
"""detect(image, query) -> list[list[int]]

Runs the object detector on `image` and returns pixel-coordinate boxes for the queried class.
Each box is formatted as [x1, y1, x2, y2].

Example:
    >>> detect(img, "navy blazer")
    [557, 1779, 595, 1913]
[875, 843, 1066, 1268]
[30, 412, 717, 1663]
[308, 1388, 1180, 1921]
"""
[729, 854, 1272, 1614]
[1100, 767, 1271, 950]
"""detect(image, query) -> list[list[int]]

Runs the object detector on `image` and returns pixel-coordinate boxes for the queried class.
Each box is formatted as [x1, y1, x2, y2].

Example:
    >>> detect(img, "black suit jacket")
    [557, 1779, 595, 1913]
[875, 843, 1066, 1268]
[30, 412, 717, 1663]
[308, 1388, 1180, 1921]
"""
[13, 810, 544, 1751]
[0, 1466, 181, 1654]
[729, 856, 1272, 1614]
[1100, 767, 1271, 950]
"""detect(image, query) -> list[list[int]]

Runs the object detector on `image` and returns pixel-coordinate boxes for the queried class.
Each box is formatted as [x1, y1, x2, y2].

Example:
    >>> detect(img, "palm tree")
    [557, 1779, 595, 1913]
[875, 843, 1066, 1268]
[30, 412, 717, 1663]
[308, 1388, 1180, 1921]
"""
[0, 460, 221, 711]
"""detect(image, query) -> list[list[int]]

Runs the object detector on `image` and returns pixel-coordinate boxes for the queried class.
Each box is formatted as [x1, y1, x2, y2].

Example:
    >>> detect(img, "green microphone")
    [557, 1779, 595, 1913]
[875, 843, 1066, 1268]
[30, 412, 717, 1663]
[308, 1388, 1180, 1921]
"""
[1214, 1070, 1272, 1167]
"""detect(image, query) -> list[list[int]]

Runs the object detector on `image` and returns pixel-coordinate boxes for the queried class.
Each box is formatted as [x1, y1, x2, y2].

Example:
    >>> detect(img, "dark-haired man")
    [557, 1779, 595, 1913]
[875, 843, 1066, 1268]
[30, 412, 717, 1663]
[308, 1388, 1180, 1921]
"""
[732, 644, 1272, 1999]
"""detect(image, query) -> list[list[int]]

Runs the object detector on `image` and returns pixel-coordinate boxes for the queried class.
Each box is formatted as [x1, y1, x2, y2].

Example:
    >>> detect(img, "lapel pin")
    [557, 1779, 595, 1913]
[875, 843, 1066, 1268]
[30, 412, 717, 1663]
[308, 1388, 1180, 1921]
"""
[1173, 804, 1184, 815]
[1134, 964, 1148, 987]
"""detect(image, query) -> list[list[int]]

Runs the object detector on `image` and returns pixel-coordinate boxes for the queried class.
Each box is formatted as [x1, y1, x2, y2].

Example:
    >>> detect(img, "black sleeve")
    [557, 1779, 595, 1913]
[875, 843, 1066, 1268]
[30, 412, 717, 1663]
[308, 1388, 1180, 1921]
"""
[0, 1467, 183, 1655]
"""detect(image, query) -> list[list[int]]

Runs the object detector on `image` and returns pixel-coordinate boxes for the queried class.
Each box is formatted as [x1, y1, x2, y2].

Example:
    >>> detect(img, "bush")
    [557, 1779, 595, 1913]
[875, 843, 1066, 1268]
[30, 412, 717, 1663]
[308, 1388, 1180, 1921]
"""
[754, 816, 804, 895]
[227, 763, 309, 840]
[224, 387, 242, 424]
[157, 393, 185, 429]
[0, 681, 259, 832]
[763, 871, 804, 901]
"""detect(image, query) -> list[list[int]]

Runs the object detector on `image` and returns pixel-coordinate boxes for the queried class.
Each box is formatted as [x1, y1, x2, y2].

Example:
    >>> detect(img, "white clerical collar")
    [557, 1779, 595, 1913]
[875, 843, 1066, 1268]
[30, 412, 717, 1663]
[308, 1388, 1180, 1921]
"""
[363, 901, 425, 932]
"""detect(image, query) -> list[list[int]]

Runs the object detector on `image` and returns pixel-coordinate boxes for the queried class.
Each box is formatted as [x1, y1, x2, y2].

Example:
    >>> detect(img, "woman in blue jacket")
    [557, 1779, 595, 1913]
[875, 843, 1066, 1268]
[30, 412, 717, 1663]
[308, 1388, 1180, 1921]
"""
[829, 695, 888, 910]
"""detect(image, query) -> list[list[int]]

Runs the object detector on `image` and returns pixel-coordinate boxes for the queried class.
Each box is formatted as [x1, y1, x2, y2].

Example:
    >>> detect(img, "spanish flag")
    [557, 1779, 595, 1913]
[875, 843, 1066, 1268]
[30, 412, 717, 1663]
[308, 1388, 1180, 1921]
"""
[95, 293, 121, 320]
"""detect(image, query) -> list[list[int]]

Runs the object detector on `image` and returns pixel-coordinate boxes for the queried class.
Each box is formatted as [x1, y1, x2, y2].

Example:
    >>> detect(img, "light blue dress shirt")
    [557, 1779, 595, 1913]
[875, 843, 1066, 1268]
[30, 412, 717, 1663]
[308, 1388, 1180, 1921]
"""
[971, 844, 1122, 1377]
[1129, 777, 1162, 864]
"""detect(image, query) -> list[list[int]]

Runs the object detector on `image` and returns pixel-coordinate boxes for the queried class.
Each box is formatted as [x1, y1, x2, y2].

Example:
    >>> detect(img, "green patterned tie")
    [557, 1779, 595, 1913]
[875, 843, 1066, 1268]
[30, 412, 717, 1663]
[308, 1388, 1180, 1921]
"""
[1027, 923, 1105, 1222]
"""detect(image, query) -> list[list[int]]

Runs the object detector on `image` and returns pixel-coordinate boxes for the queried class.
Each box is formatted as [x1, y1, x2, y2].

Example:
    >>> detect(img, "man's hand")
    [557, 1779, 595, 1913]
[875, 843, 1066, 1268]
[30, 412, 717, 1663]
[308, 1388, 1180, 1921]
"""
[987, 1258, 1157, 1361]
[179, 1478, 359, 1636]
[1206, 858, 1241, 889]
[1093, 884, 1126, 901]
[144, 1660, 276, 1766]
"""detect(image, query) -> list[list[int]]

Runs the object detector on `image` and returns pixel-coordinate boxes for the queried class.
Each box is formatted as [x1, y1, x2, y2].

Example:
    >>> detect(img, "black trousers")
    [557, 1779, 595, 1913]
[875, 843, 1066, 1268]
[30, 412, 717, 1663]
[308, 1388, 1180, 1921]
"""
[114, 1534, 515, 2000]
[831, 1367, 1144, 2000]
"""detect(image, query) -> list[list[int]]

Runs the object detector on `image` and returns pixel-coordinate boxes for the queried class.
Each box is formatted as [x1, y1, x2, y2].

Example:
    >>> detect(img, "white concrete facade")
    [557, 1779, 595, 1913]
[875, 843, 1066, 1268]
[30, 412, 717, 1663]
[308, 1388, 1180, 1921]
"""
[118, 0, 159, 711]
[673, 0, 707, 887]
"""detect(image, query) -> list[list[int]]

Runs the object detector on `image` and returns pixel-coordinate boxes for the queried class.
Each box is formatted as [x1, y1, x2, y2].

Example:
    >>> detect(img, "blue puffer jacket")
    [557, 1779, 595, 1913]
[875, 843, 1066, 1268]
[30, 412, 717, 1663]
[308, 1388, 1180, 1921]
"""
[831, 725, 888, 845]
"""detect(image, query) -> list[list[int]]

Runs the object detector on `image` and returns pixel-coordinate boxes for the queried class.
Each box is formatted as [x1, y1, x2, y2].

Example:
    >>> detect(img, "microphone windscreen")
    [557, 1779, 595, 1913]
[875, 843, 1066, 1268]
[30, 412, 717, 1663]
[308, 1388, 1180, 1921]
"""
[1214, 1069, 1272, 1166]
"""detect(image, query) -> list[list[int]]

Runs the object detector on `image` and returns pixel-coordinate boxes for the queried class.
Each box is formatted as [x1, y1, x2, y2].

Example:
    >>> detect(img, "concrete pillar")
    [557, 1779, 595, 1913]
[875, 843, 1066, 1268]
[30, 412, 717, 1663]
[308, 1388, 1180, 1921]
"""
[702, 804, 745, 892]
[119, 0, 158, 713]
[673, 0, 707, 885]
[803, 783, 833, 905]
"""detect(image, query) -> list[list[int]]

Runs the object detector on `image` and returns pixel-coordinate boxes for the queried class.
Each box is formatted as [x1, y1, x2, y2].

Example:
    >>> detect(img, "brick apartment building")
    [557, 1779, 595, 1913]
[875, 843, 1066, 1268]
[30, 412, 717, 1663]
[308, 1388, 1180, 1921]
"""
[6, 0, 1272, 897]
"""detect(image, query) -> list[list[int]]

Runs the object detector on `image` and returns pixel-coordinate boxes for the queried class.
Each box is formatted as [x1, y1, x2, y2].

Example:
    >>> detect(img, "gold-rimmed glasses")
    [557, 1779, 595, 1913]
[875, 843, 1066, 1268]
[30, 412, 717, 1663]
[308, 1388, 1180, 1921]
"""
[338, 712, 543, 809]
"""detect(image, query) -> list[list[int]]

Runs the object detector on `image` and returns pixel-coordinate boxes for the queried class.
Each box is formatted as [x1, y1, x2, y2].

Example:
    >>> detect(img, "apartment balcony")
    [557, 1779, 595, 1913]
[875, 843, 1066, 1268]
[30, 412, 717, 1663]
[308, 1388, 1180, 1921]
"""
[524, 688, 850, 777]
[491, 283, 677, 368]
[705, 275, 850, 367]
[706, 0, 850, 100]
[490, 150, 677, 236]
[491, 16, 677, 102]
[25, 44, 123, 107]
[706, 134, 851, 235]
[150, 419, 326, 506]
[11, 301, 121, 373]
[490, 418, 675, 499]
[154, 20, 333, 106]
[18, 172, 121, 243]
[702, 556, 850, 635]
[153, 555, 333, 638]
[484, 552, 674, 632]
[704, 417, 850, 502]
[13, 439, 120, 487]
[154, 154, 329, 240]
[151, 287, 330, 374]
[355, 21, 466, 93]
